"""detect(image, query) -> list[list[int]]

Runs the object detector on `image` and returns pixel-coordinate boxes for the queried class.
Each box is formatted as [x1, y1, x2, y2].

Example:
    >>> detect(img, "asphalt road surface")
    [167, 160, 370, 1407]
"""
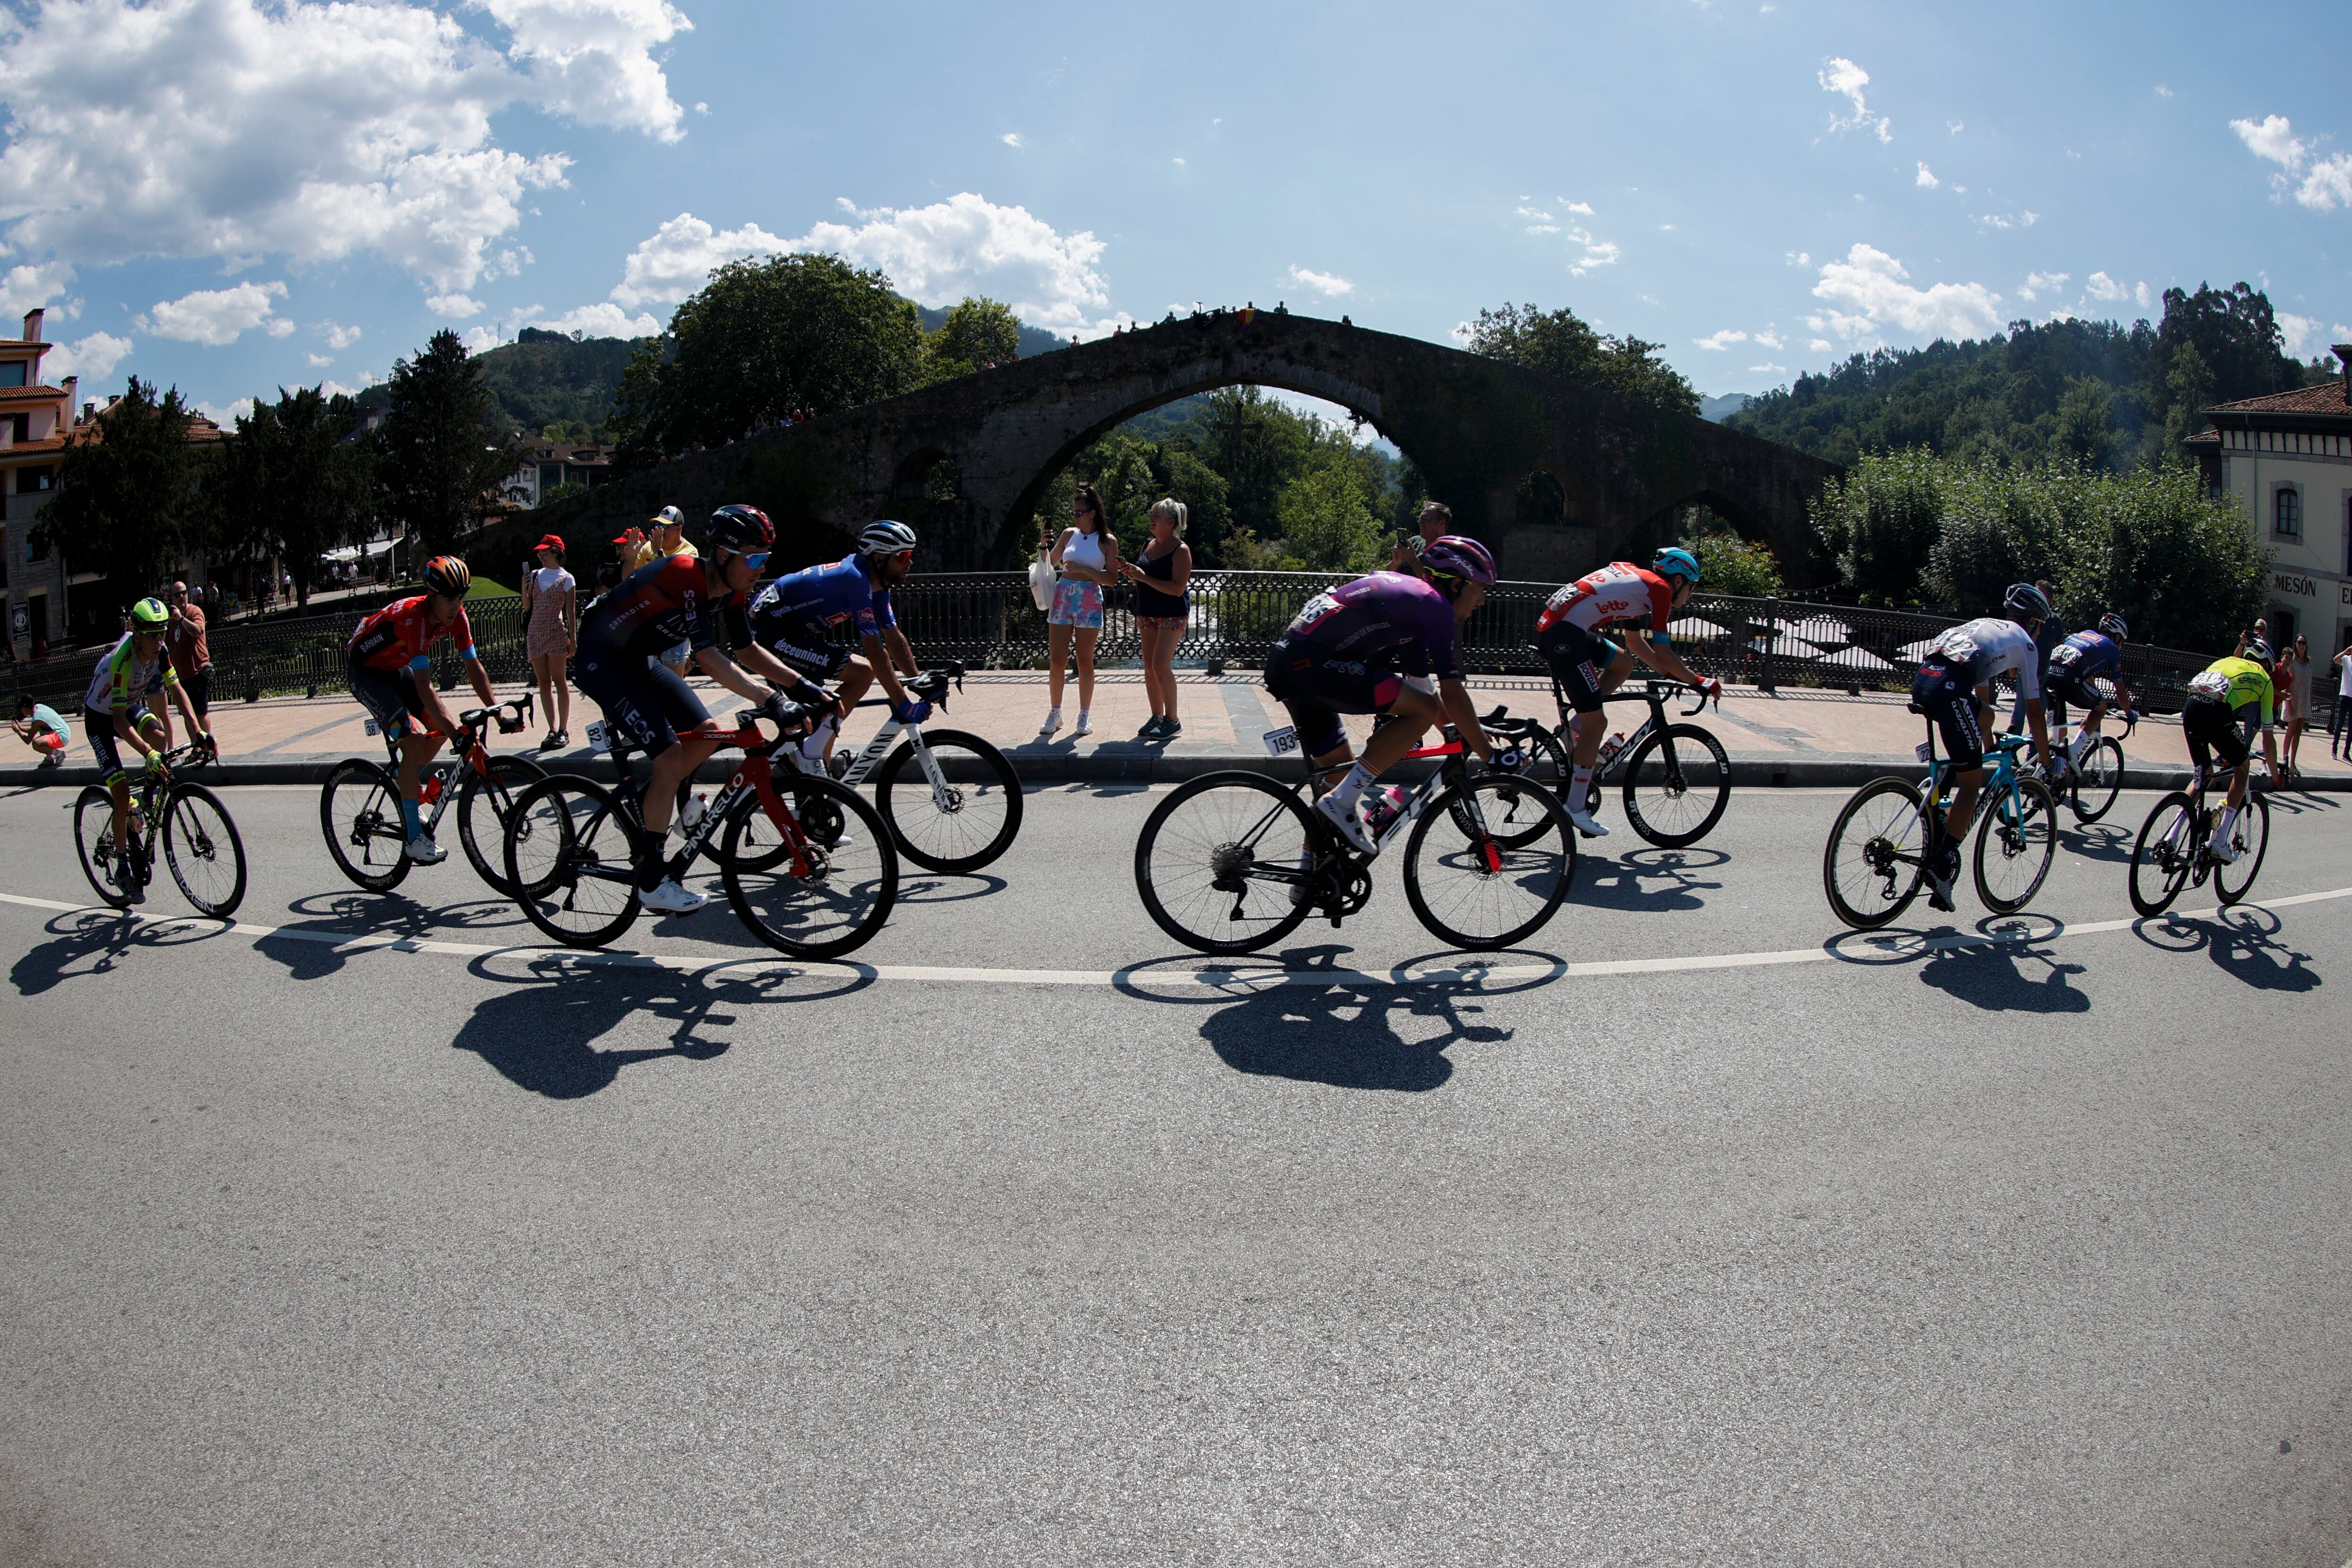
[2, 777, 2347, 1567]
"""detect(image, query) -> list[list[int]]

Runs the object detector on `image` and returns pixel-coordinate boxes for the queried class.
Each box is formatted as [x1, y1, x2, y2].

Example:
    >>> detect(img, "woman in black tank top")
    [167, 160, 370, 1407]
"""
[1118, 498, 1193, 739]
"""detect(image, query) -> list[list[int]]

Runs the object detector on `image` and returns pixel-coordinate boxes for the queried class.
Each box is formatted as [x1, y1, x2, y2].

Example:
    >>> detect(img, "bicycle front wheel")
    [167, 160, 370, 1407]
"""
[504, 775, 642, 948]
[2214, 793, 2270, 905]
[1620, 723, 1732, 847]
[2127, 791, 2196, 918]
[320, 758, 410, 893]
[1822, 777, 1927, 930]
[1134, 771, 1319, 955]
[457, 753, 547, 897]
[73, 784, 134, 909]
[873, 728, 1023, 873]
[162, 783, 247, 918]
[719, 776, 898, 958]
[2069, 736, 2123, 823]
[1973, 777, 2057, 915]
[1403, 776, 1577, 950]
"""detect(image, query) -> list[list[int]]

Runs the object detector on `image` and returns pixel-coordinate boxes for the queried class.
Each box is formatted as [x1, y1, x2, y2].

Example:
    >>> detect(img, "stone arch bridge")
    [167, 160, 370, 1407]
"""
[538, 310, 1840, 584]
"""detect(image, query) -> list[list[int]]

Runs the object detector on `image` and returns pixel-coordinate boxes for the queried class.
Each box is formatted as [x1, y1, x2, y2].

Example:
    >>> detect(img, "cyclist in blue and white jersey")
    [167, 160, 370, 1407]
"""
[734, 520, 928, 766]
[1909, 583, 2056, 911]
[1262, 536, 1501, 854]
[2043, 613, 2138, 774]
[84, 597, 213, 899]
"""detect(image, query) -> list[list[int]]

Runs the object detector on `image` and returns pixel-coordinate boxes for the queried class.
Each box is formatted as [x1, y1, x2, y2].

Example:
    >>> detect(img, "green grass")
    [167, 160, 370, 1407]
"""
[464, 576, 520, 600]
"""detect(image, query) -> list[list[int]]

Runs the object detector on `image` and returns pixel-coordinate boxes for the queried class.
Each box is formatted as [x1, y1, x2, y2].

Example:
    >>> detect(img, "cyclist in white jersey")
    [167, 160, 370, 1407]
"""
[1908, 584, 2056, 910]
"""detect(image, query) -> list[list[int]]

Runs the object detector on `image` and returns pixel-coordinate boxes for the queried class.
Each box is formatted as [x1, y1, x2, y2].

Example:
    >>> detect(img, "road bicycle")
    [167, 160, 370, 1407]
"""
[2126, 762, 2270, 917]
[1821, 723, 2058, 930]
[72, 740, 248, 917]
[502, 699, 897, 958]
[1133, 724, 1578, 955]
[789, 662, 1022, 873]
[1482, 678, 1732, 848]
[2047, 709, 2132, 824]
[319, 694, 542, 897]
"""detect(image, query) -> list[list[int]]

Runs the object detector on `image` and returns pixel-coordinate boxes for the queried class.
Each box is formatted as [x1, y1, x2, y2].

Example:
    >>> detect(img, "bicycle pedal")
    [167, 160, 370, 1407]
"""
[828, 749, 852, 779]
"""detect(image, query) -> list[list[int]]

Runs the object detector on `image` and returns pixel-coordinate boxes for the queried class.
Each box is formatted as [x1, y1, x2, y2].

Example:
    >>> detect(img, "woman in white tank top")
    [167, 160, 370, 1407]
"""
[1037, 481, 1118, 740]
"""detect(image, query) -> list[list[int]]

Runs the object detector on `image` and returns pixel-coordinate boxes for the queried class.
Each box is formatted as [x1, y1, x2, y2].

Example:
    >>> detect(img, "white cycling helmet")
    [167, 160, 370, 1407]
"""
[2004, 582, 2052, 622]
[860, 519, 918, 557]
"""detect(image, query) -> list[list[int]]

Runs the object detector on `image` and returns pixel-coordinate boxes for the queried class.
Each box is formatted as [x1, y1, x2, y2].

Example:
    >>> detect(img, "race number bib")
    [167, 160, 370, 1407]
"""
[2051, 642, 2082, 666]
[585, 720, 610, 749]
[1288, 592, 1342, 636]
[1262, 726, 1300, 757]
[1937, 633, 1980, 662]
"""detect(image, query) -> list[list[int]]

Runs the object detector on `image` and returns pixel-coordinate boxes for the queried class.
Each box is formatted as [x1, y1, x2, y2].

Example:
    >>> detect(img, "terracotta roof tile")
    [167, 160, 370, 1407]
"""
[2205, 380, 2352, 417]
[0, 384, 67, 402]
[2182, 427, 2220, 444]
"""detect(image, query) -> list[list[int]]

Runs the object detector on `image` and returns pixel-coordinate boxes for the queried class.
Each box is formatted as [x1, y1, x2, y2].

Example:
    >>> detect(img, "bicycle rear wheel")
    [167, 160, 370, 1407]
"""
[1973, 777, 2057, 915]
[72, 785, 135, 909]
[719, 776, 898, 958]
[457, 753, 546, 897]
[2127, 791, 2196, 918]
[1134, 771, 1319, 955]
[162, 783, 247, 918]
[320, 758, 411, 893]
[504, 775, 642, 948]
[2214, 792, 2270, 905]
[1822, 777, 1927, 930]
[2069, 736, 2123, 823]
[1403, 776, 1577, 950]
[1620, 723, 1732, 848]
[873, 728, 1023, 873]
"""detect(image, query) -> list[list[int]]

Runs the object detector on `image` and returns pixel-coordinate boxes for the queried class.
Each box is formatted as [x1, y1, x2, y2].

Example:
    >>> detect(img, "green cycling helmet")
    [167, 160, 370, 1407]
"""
[129, 596, 169, 629]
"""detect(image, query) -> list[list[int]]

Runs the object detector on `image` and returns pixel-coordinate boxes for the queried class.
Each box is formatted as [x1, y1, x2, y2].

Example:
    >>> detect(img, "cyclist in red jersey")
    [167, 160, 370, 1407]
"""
[346, 555, 498, 863]
[1533, 548, 1722, 836]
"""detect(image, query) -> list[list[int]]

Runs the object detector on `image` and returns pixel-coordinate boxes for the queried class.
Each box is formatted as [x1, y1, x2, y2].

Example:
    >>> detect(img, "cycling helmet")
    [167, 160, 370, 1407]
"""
[860, 519, 919, 557]
[706, 504, 774, 555]
[2097, 612, 2129, 642]
[2004, 582, 2052, 621]
[129, 596, 168, 629]
[1420, 534, 1497, 584]
[422, 556, 470, 598]
[1652, 546, 1703, 585]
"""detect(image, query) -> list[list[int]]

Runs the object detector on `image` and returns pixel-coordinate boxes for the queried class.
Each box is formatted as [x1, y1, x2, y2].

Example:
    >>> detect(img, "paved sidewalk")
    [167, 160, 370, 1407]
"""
[9, 671, 2349, 790]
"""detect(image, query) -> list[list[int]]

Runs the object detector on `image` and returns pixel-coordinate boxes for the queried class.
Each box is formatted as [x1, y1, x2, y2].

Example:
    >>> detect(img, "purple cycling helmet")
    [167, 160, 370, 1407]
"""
[1420, 534, 1497, 584]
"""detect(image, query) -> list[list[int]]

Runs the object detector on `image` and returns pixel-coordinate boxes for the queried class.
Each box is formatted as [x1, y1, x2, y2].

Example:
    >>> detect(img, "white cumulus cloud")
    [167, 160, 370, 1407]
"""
[610, 213, 791, 309]
[1820, 57, 1891, 142]
[1754, 327, 1785, 349]
[427, 294, 486, 318]
[790, 194, 1114, 335]
[1694, 329, 1748, 351]
[2277, 311, 2324, 357]
[1748, 362, 1786, 373]
[1002, 132, 1023, 148]
[1287, 266, 1353, 298]
[306, 353, 334, 367]
[1809, 243, 2002, 343]
[139, 280, 291, 346]
[2229, 113, 2352, 209]
[0, 0, 684, 293]
[46, 331, 133, 383]
[324, 322, 364, 350]
[2018, 270, 2068, 302]
[0, 261, 78, 319]
[1916, 163, 1939, 188]
[195, 398, 255, 427]
[2082, 271, 2129, 303]
[1809, 338, 1834, 352]
[2232, 113, 2307, 168]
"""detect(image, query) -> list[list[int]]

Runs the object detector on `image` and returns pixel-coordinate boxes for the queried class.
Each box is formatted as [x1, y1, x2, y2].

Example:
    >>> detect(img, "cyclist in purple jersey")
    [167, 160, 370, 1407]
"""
[1262, 539, 1501, 854]
[733, 521, 926, 763]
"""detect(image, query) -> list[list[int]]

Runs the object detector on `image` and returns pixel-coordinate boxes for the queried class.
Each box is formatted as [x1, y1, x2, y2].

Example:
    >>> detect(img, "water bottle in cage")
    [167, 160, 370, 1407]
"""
[1595, 732, 1629, 772]
[420, 767, 447, 806]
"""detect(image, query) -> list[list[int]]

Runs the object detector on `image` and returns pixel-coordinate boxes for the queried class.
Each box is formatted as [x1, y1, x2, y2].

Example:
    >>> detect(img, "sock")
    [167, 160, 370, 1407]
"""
[400, 799, 424, 838]
[2211, 805, 2240, 846]
[800, 714, 837, 758]
[1570, 765, 1594, 807]
[1329, 761, 1375, 810]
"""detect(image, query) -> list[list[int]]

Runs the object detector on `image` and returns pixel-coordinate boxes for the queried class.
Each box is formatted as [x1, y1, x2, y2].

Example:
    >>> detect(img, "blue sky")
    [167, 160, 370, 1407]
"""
[3, 0, 2347, 426]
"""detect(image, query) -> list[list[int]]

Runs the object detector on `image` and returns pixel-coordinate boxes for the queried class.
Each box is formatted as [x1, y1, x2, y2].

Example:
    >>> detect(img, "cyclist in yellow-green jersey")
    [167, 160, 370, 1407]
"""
[82, 597, 214, 900]
[2179, 654, 2280, 863]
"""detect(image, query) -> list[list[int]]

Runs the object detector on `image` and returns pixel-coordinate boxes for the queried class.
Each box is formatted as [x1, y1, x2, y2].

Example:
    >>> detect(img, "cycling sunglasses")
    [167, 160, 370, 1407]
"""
[740, 551, 770, 572]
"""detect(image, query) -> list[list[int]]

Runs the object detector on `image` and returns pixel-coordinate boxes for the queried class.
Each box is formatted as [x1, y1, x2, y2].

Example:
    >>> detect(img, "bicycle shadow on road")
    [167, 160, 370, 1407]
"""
[1573, 845, 1727, 914]
[1825, 916, 2090, 1014]
[249, 892, 535, 981]
[2059, 821, 2134, 865]
[9, 909, 226, 996]
[2131, 905, 2321, 993]
[1117, 944, 1549, 1092]
[894, 871, 1010, 907]
[450, 950, 872, 1098]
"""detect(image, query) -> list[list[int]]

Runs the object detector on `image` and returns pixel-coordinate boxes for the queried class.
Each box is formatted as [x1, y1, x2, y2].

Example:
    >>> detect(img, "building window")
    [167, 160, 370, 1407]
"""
[2274, 486, 2301, 540]
[0, 361, 24, 388]
[25, 527, 45, 561]
[4, 414, 25, 445]
[17, 465, 51, 492]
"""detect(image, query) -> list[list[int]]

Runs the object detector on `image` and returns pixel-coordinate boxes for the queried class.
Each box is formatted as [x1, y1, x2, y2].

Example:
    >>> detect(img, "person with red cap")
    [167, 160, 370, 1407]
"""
[523, 532, 576, 749]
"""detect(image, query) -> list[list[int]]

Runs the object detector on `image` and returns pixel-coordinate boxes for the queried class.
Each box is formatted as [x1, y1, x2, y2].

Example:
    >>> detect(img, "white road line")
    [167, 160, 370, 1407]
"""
[4, 885, 2346, 992]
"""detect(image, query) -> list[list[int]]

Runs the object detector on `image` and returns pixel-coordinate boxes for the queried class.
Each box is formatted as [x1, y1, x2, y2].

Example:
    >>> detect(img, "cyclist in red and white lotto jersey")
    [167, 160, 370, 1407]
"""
[1533, 548, 1723, 836]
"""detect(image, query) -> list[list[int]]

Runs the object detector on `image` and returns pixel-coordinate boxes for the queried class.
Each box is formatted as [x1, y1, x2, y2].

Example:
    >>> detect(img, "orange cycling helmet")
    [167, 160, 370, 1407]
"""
[423, 556, 470, 598]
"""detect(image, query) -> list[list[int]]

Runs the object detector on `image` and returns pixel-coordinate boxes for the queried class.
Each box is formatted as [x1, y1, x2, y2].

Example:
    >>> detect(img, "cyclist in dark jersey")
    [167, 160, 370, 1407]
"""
[345, 555, 497, 864]
[573, 504, 808, 915]
[733, 519, 928, 767]
[1263, 537, 1501, 854]
[2042, 614, 2138, 775]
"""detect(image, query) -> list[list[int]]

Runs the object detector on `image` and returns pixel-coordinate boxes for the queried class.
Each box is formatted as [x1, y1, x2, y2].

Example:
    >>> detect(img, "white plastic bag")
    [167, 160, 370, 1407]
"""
[1028, 555, 1057, 612]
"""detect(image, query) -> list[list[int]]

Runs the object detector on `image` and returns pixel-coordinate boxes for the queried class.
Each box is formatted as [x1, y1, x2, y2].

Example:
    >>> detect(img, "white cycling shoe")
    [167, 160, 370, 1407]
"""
[640, 876, 706, 915]
[2208, 835, 2242, 864]
[1316, 792, 1380, 856]
[1564, 803, 1610, 838]
[405, 835, 448, 864]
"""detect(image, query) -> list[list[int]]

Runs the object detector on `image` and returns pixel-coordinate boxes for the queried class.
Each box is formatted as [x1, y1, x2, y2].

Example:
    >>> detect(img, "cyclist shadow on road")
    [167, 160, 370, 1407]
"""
[1120, 944, 1533, 1092]
[1573, 846, 1727, 914]
[450, 951, 873, 1098]
[1828, 919, 2090, 1014]
[2132, 906, 2321, 993]
[894, 871, 1009, 907]
[251, 891, 537, 981]
[10, 909, 224, 996]
[2059, 822, 2135, 865]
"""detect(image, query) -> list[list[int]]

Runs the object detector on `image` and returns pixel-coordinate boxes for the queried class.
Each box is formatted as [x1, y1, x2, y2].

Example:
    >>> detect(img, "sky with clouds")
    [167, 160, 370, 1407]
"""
[2, 0, 2346, 427]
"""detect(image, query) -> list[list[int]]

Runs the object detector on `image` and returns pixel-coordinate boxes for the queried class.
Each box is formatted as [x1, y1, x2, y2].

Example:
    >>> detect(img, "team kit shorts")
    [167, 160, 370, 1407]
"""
[1263, 641, 1402, 756]
[2041, 664, 2106, 716]
[575, 638, 710, 757]
[1910, 659, 1986, 770]
[1534, 620, 1622, 714]
[2180, 695, 2254, 772]
[349, 660, 431, 739]
[85, 709, 150, 782]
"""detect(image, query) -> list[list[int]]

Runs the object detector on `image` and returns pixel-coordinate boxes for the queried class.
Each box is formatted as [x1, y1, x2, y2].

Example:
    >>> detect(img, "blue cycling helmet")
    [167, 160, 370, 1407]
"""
[2097, 612, 2128, 642]
[1652, 546, 1702, 585]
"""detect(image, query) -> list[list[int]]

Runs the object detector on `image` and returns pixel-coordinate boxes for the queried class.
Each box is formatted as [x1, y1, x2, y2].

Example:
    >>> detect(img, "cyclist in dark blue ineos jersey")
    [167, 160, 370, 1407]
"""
[574, 503, 816, 915]
[731, 520, 929, 768]
[1263, 537, 1502, 854]
[2043, 614, 2139, 775]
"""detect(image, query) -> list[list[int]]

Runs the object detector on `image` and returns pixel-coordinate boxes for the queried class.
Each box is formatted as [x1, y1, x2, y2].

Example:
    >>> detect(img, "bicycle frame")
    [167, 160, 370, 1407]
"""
[1493, 679, 1707, 783]
[363, 693, 533, 835]
[581, 713, 825, 891]
[778, 665, 963, 807]
[1873, 724, 2035, 868]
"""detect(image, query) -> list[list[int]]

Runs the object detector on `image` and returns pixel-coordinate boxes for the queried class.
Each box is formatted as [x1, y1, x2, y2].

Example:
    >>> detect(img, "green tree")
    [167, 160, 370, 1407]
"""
[1464, 303, 1700, 416]
[921, 296, 1022, 384]
[1271, 463, 1387, 572]
[35, 377, 213, 613]
[1809, 446, 1946, 604]
[1675, 510, 1785, 598]
[2159, 341, 2216, 455]
[377, 330, 515, 561]
[614, 253, 923, 462]
[215, 386, 378, 606]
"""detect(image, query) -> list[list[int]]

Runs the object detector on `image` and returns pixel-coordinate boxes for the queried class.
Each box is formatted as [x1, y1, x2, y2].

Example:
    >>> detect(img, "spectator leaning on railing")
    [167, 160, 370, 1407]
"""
[163, 581, 213, 732]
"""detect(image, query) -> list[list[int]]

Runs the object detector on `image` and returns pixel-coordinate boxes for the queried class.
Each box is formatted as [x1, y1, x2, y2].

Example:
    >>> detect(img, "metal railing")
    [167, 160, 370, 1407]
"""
[5, 570, 2326, 719]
